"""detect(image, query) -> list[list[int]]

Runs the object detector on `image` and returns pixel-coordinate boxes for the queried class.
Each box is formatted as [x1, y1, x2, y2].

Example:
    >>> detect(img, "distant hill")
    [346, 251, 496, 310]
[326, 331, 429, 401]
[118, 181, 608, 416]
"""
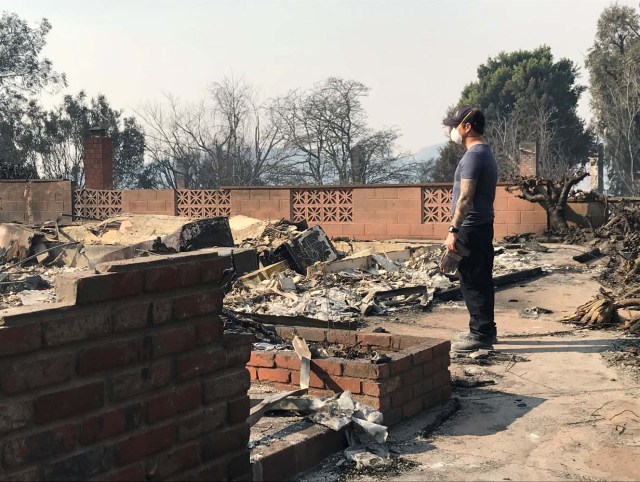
[414, 143, 445, 162]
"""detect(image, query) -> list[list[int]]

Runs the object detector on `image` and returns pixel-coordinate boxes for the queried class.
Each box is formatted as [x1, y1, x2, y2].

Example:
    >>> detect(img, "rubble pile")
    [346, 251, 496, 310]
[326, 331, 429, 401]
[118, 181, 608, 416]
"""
[561, 200, 640, 331]
[226, 220, 551, 324]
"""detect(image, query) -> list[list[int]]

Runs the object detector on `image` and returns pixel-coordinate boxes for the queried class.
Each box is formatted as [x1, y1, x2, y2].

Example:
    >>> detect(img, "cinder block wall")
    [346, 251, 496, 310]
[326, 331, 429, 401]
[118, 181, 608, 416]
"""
[70, 184, 549, 240]
[0, 180, 72, 224]
[0, 252, 252, 481]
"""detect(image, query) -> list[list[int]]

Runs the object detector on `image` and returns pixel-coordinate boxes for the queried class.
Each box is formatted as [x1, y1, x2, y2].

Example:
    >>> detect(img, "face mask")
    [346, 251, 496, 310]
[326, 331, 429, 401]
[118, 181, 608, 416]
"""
[450, 127, 463, 145]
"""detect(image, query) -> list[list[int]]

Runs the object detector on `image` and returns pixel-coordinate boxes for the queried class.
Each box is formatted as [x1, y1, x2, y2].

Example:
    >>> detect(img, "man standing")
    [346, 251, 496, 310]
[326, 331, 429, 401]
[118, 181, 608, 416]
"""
[442, 106, 498, 353]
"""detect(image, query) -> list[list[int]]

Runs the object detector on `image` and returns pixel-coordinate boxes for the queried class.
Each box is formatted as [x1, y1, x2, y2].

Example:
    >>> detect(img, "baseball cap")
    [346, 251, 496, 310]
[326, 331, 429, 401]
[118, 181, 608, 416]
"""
[443, 106, 485, 134]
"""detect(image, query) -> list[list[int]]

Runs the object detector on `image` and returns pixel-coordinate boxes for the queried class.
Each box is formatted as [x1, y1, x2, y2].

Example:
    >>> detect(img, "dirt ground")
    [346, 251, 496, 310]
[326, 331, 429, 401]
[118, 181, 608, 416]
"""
[298, 246, 640, 481]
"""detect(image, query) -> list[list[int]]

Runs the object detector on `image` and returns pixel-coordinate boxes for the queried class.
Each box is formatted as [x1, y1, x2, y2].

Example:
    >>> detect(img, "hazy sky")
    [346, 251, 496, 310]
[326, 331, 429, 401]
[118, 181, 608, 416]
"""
[3, 0, 635, 154]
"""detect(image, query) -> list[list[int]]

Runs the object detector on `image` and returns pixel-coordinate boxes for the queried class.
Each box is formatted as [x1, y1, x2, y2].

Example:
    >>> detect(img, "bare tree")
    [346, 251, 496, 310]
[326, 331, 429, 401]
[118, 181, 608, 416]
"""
[271, 77, 407, 185]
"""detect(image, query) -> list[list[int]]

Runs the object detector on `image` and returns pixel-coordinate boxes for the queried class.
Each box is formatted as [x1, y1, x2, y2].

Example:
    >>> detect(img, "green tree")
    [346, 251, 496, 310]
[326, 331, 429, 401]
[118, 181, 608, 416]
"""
[586, 3, 640, 195]
[0, 12, 65, 178]
[434, 47, 592, 180]
[37, 91, 146, 188]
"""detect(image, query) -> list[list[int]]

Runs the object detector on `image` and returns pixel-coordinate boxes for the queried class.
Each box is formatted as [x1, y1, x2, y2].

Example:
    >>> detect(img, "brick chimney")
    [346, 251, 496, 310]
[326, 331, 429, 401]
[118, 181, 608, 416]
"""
[589, 145, 604, 194]
[83, 127, 113, 189]
[518, 142, 538, 177]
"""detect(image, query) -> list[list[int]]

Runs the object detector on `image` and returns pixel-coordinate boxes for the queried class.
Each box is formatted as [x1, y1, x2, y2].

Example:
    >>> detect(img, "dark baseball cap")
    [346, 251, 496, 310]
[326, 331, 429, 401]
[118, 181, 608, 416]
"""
[443, 105, 485, 133]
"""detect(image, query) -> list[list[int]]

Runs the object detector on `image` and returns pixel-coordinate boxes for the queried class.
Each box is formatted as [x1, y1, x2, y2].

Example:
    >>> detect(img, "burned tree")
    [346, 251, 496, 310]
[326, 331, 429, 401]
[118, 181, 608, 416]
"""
[507, 171, 589, 232]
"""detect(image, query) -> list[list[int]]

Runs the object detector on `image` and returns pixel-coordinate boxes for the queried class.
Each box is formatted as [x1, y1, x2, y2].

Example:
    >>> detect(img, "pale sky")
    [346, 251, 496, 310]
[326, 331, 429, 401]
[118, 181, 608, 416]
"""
[3, 0, 635, 154]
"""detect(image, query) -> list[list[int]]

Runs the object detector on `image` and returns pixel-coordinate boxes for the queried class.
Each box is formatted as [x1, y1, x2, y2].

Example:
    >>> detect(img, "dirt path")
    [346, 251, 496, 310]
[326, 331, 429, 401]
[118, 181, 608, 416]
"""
[299, 259, 640, 481]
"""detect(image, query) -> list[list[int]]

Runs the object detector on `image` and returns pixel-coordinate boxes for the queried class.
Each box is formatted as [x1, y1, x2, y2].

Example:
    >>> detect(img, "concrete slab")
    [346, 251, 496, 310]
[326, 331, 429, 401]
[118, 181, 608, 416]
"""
[297, 247, 640, 481]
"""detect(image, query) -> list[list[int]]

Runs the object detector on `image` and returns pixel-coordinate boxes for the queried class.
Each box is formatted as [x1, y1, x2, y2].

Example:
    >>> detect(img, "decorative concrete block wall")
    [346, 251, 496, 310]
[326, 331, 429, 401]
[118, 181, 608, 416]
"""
[246, 327, 451, 427]
[0, 251, 252, 481]
[71, 184, 549, 240]
[0, 180, 72, 224]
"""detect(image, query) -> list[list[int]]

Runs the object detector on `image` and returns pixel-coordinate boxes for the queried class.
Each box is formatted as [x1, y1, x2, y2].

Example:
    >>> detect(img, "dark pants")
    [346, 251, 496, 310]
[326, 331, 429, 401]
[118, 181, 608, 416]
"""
[457, 223, 496, 342]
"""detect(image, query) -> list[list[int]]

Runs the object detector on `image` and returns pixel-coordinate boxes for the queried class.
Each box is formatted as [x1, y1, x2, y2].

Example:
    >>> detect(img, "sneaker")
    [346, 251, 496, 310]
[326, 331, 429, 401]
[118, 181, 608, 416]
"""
[456, 331, 498, 344]
[451, 338, 494, 354]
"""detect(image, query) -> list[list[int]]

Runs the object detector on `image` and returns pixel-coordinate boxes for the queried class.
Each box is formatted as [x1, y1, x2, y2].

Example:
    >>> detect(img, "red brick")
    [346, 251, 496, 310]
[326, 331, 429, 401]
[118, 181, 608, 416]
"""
[433, 341, 451, 358]
[112, 303, 151, 332]
[257, 368, 290, 383]
[172, 290, 223, 320]
[43, 446, 116, 480]
[361, 375, 401, 397]
[64, 270, 145, 304]
[148, 383, 202, 422]
[200, 258, 233, 284]
[291, 370, 325, 389]
[151, 299, 172, 324]
[247, 366, 258, 380]
[391, 386, 412, 407]
[423, 361, 441, 377]
[357, 333, 392, 348]
[117, 425, 176, 465]
[80, 404, 144, 445]
[35, 382, 104, 423]
[110, 361, 173, 401]
[0, 323, 41, 357]
[227, 448, 251, 479]
[76, 339, 141, 375]
[194, 316, 224, 345]
[401, 367, 423, 386]
[432, 370, 450, 389]
[146, 442, 200, 480]
[202, 368, 250, 403]
[0, 401, 32, 435]
[390, 355, 412, 375]
[325, 330, 357, 345]
[311, 358, 343, 376]
[200, 423, 249, 461]
[222, 333, 253, 367]
[326, 376, 361, 394]
[0, 353, 73, 394]
[342, 361, 390, 380]
[228, 395, 250, 424]
[3, 424, 75, 468]
[402, 398, 423, 418]
[274, 352, 299, 370]
[144, 263, 200, 292]
[95, 463, 145, 481]
[412, 347, 434, 365]
[176, 348, 226, 381]
[412, 378, 433, 397]
[353, 394, 391, 412]
[43, 313, 111, 347]
[152, 326, 196, 357]
[391, 335, 423, 350]
[248, 351, 276, 368]
[177, 403, 227, 442]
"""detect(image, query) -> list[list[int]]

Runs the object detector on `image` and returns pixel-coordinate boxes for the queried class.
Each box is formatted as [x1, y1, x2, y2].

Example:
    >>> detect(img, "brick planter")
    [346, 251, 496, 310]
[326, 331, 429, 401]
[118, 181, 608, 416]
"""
[247, 327, 451, 426]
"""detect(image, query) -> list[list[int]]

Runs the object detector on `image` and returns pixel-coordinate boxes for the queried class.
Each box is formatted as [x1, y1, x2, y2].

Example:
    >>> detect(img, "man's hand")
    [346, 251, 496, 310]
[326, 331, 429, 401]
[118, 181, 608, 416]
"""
[445, 232, 458, 252]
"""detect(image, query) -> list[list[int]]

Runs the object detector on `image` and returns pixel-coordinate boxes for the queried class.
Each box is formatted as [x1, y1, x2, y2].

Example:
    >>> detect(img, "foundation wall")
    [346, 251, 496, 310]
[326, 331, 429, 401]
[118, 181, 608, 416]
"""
[0, 251, 252, 481]
[246, 328, 451, 426]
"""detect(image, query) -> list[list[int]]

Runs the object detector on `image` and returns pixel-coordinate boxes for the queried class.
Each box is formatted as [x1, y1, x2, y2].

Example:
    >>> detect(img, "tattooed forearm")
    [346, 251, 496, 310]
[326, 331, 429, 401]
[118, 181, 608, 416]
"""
[452, 179, 477, 228]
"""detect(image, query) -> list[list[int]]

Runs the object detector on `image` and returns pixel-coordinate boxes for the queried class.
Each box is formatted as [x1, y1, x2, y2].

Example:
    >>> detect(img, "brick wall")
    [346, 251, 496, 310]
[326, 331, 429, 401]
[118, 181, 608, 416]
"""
[84, 135, 113, 190]
[71, 184, 548, 240]
[0, 251, 252, 481]
[0, 180, 72, 224]
[247, 327, 451, 427]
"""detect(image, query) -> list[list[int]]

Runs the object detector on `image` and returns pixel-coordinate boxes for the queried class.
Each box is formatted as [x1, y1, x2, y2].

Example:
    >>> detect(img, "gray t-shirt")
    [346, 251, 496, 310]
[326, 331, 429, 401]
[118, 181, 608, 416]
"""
[451, 144, 498, 226]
